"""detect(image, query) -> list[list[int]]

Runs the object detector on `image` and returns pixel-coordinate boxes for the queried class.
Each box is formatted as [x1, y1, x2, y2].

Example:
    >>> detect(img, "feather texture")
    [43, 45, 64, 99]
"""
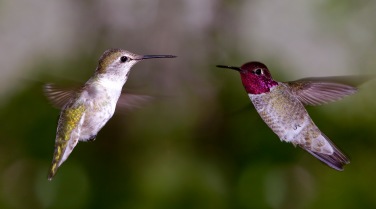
[287, 75, 371, 106]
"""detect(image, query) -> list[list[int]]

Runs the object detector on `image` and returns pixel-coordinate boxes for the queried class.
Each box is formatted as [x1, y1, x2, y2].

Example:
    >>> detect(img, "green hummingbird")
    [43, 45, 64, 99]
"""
[217, 61, 370, 171]
[44, 49, 176, 180]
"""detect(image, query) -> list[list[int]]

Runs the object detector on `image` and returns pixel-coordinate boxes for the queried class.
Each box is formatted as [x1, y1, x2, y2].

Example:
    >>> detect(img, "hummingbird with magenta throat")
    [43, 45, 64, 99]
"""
[217, 61, 369, 171]
[44, 49, 176, 180]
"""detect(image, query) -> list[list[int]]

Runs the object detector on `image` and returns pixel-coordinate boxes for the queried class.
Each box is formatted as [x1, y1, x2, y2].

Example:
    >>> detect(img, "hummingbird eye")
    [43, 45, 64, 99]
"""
[254, 68, 263, 75]
[120, 56, 129, 63]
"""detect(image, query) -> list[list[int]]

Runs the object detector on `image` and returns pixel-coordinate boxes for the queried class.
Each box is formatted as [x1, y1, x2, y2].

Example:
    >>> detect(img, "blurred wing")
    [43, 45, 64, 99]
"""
[286, 75, 371, 106]
[116, 93, 153, 111]
[44, 83, 78, 109]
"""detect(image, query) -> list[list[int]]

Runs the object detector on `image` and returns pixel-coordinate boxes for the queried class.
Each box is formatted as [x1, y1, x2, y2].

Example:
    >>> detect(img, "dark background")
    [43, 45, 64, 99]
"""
[1, 1, 376, 209]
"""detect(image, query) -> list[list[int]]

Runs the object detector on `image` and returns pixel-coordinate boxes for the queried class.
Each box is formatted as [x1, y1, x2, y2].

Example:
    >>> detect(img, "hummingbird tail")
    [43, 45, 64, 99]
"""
[48, 146, 63, 181]
[304, 148, 349, 171]
[48, 163, 58, 181]
[300, 134, 350, 171]
[48, 134, 81, 180]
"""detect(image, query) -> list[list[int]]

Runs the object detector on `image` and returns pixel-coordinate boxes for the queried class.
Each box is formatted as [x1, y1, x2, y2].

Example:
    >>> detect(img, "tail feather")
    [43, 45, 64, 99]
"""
[300, 134, 350, 171]
[303, 147, 349, 171]
[48, 143, 65, 181]
[48, 137, 79, 180]
[48, 160, 59, 180]
[48, 106, 85, 180]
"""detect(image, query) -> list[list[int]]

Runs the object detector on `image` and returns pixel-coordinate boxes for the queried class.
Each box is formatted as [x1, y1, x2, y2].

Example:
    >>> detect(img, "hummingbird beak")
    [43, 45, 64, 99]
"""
[139, 55, 177, 60]
[216, 65, 242, 72]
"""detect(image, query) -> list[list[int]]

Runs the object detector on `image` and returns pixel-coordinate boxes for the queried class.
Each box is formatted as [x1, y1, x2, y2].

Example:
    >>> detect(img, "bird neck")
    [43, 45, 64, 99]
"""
[87, 73, 128, 98]
[242, 77, 279, 95]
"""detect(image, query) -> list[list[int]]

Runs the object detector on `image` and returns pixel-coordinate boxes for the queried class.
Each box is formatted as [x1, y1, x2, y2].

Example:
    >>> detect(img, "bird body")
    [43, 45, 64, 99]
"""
[45, 49, 176, 180]
[217, 61, 368, 170]
[248, 83, 347, 168]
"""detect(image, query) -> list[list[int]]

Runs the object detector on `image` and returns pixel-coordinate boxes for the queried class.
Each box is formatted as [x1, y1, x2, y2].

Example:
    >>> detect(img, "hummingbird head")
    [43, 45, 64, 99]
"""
[95, 49, 176, 79]
[217, 61, 278, 94]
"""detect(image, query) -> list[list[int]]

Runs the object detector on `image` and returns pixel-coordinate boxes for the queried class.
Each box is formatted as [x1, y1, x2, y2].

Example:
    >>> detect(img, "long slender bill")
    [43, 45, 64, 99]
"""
[141, 55, 177, 59]
[216, 65, 242, 72]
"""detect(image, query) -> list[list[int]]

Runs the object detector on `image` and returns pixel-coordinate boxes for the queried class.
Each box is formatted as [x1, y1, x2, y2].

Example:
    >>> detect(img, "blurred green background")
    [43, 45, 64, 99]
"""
[1, 0, 376, 209]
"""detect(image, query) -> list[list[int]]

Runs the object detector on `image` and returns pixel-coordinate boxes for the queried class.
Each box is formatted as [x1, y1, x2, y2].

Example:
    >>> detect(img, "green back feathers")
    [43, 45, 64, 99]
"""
[96, 49, 124, 74]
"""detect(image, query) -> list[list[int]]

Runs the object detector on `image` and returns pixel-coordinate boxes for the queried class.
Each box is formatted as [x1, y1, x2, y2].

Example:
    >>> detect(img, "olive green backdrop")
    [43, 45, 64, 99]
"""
[1, 1, 376, 209]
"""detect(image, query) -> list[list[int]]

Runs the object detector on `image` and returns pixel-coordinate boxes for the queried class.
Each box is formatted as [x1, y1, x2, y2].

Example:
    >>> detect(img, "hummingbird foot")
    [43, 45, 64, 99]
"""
[88, 135, 97, 142]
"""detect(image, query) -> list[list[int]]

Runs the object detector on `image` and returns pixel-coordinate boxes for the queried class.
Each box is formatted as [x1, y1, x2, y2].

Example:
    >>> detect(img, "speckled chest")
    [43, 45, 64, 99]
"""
[75, 81, 123, 140]
[248, 83, 317, 142]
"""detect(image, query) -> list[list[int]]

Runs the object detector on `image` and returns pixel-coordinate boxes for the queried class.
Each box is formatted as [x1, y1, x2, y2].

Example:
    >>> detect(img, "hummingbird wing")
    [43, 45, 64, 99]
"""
[44, 83, 78, 109]
[298, 132, 350, 171]
[116, 93, 153, 111]
[286, 75, 370, 106]
[44, 83, 152, 111]
[48, 104, 85, 180]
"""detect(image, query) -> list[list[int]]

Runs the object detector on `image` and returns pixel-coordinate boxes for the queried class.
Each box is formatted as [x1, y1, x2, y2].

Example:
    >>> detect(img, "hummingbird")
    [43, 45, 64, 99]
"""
[217, 61, 369, 171]
[44, 49, 176, 180]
